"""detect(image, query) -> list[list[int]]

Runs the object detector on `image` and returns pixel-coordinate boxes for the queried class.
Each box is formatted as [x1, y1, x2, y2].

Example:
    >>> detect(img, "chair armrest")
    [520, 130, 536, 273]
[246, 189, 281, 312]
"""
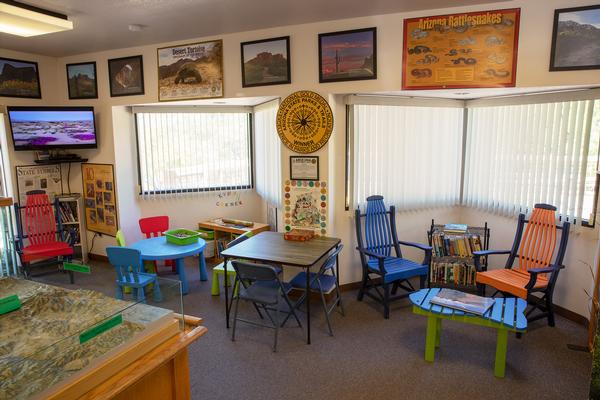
[397, 240, 432, 266]
[473, 250, 511, 272]
[355, 247, 386, 274]
[473, 250, 511, 256]
[525, 265, 564, 290]
[355, 247, 386, 260]
[397, 240, 432, 252]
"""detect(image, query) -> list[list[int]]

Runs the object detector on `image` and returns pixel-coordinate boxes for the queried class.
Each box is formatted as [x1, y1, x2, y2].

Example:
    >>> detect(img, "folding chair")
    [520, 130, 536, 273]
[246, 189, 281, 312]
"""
[230, 261, 302, 352]
[290, 244, 344, 336]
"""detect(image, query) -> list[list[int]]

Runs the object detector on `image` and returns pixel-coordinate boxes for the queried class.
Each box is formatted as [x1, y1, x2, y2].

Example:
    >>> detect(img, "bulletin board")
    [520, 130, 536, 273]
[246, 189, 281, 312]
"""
[402, 8, 520, 89]
[81, 163, 118, 236]
[283, 180, 327, 236]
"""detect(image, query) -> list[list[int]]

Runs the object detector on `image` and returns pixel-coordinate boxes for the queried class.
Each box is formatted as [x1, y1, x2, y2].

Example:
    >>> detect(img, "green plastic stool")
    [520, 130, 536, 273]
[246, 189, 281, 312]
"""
[211, 261, 238, 296]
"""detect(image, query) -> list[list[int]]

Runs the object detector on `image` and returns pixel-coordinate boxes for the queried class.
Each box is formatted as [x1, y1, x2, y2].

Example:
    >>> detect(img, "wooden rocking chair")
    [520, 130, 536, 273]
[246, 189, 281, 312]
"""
[474, 204, 570, 326]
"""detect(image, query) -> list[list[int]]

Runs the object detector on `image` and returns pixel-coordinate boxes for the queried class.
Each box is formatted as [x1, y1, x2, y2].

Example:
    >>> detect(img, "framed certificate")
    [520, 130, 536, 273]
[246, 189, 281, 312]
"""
[290, 156, 319, 181]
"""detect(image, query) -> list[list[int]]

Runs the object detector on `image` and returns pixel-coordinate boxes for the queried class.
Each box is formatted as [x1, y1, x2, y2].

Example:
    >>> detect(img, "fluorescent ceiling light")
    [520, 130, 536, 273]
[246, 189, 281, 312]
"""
[0, 0, 72, 37]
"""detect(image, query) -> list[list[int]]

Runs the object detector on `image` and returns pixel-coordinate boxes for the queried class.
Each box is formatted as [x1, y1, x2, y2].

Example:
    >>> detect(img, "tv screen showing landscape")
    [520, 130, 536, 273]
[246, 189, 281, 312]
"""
[7, 106, 97, 150]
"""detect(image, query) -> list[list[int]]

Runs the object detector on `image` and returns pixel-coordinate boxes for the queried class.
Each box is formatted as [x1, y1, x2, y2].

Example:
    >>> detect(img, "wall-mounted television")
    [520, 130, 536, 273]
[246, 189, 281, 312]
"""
[7, 106, 98, 151]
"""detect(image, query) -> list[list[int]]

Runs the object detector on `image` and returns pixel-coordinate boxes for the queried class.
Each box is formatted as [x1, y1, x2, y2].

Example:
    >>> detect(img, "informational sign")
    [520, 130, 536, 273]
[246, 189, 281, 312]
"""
[276, 91, 334, 154]
[290, 156, 319, 181]
[79, 314, 123, 344]
[0, 295, 21, 315]
[63, 262, 91, 274]
[403, 8, 520, 89]
[283, 180, 327, 236]
[81, 163, 118, 236]
[15, 164, 62, 205]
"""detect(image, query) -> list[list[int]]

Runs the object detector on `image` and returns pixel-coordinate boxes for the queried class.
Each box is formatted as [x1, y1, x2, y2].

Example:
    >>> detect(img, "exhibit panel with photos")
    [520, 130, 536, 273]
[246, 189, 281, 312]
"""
[81, 163, 118, 236]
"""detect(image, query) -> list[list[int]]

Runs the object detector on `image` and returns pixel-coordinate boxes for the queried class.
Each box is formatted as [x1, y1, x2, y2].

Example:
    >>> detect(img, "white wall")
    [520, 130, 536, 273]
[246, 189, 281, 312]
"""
[2, 0, 600, 317]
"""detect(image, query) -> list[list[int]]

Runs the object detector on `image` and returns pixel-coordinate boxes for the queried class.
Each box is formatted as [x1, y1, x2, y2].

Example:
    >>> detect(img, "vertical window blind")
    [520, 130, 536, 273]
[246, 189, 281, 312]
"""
[135, 111, 252, 197]
[253, 101, 282, 207]
[463, 100, 599, 224]
[352, 104, 463, 210]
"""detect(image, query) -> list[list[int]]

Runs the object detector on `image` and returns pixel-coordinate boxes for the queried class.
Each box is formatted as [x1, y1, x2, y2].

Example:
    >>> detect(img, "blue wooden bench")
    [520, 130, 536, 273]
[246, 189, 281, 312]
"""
[409, 288, 527, 378]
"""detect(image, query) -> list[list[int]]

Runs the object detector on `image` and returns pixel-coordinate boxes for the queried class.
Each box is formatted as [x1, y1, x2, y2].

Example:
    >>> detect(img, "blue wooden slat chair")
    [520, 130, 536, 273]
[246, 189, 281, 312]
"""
[290, 244, 345, 336]
[107, 246, 161, 302]
[355, 195, 432, 319]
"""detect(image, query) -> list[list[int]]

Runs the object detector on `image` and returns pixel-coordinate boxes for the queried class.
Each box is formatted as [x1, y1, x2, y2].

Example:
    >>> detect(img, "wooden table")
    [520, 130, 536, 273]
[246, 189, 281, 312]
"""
[197, 219, 270, 259]
[409, 288, 527, 378]
[130, 237, 207, 295]
[220, 231, 341, 344]
[45, 315, 207, 399]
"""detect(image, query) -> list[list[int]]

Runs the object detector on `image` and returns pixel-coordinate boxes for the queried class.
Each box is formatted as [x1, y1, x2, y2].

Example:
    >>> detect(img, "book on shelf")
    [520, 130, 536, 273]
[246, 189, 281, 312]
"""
[430, 262, 477, 286]
[444, 223, 467, 233]
[431, 233, 482, 258]
[430, 288, 495, 316]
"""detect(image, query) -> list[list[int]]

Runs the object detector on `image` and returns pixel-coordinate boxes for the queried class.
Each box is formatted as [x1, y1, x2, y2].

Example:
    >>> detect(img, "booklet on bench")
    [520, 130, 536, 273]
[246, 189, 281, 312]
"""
[430, 288, 495, 316]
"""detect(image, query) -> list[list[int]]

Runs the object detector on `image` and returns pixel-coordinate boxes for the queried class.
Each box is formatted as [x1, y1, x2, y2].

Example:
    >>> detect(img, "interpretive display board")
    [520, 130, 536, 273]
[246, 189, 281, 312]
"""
[402, 8, 520, 89]
[283, 180, 327, 236]
[15, 164, 62, 205]
[81, 163, 118, 236]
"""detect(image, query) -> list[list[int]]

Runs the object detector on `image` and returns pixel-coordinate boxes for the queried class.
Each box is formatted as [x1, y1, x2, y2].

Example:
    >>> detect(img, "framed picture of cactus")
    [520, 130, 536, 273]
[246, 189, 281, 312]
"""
[318, 27, 377, 83]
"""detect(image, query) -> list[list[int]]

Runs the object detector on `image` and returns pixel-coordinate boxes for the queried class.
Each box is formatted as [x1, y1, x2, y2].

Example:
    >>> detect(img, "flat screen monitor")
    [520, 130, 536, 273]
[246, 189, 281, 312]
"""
[7, 106, 98, 151]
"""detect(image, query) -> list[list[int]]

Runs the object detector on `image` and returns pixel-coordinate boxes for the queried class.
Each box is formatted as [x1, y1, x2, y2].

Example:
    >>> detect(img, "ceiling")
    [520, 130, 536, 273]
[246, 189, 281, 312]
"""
[1, 0, 500, 57]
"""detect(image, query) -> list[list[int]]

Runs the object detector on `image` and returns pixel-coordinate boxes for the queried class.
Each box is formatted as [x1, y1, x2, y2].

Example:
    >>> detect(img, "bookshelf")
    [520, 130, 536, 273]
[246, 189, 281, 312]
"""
[57, 195, 88, 263]
[427, 220, 490, 292]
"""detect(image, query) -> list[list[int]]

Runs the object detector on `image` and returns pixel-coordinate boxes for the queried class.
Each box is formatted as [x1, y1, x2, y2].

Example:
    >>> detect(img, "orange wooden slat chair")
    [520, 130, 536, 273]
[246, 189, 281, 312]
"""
[473, 204, 570, 326]
[14, 193, 75, 283]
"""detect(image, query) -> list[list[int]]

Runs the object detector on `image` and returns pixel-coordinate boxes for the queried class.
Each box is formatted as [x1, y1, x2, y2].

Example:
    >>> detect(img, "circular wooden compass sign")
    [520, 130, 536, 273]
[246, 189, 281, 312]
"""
[276, 90, 334, 154]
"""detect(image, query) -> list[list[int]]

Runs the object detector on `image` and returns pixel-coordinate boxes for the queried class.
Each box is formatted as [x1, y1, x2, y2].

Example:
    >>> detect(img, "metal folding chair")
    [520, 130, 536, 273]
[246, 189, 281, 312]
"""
[290, 244, 345, 336]
[230, 261, 302, 352]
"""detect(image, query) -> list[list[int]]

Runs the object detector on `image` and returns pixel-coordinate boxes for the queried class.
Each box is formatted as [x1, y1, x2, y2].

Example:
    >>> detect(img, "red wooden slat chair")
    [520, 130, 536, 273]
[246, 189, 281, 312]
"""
[139, 215, 176, 272]
[14, 193, 75, 283]
[474, 204, 570, 326]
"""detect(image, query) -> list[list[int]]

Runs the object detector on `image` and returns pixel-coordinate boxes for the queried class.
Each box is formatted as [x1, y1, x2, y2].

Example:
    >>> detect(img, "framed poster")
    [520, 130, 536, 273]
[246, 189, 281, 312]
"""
[108, 55, 145, 97]
[549, 5, 600, 71]
[276, 90, 333, 154]
[15, 165, 62, 205]
[290, 156, 319, 181]
[241, 36, 291, 87]
[66, 61, 98, 99]
[81, 163, 118, 236]
[283, 180, 327, 236]
[0, 57, 41, 99]
[157, 40, 223, 101]
[318, 27, 377, 83]
[402, 8, 520, 89]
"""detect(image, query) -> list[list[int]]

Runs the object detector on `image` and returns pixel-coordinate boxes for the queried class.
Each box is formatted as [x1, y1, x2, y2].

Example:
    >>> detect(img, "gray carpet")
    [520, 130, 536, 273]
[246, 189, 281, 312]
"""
[35, 258, 591, 400]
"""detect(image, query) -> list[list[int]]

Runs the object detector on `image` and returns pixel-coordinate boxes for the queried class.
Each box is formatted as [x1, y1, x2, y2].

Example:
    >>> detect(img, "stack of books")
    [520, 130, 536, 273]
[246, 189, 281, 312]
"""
[431, 288, 495, 316]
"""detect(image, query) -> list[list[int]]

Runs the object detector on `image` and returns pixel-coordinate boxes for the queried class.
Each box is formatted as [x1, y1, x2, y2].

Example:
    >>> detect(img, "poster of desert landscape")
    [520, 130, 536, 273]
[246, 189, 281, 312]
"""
[241, 36, 290, 87]
[551, 5, 600, 70]
[157, 40, 223, 101]
[67, 62, 98, 99]
[0, 57, 41, 98]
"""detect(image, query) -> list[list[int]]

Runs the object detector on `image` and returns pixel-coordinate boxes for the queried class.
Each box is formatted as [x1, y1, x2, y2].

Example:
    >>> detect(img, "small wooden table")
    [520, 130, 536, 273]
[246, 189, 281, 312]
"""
[197, 219, 270, 259]
[220, 231, 341, 344]
[409, 288, 527, 378]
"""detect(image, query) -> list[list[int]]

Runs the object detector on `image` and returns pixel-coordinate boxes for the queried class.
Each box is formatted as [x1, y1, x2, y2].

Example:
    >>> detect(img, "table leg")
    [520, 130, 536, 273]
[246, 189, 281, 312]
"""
[175, 258, 189, 295]
[198, 250, 208, 281]
[224, 256, 230, 329]
[435, 318, 442, 348]
[494, 329, 508, 378]
[306, 265, 311, 345]
[425, 315, 437, 362]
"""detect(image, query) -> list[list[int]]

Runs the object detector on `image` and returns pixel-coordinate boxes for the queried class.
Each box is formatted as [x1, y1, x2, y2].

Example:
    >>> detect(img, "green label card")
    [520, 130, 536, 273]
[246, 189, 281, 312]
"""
[79, 314, 123, 344]
[64, 262, 91, 274]
[0, 295, 21, 315]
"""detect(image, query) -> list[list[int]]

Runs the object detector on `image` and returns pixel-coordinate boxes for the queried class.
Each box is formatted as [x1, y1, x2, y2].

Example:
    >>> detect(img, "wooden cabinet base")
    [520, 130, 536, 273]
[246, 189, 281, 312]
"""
[45, 316, 207, 400]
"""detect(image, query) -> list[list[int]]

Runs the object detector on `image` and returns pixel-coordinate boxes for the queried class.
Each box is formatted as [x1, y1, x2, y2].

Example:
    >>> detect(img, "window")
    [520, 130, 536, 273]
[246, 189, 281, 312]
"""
[135, 111, 252, 195]
[254, 100, 282, 207]
[351, 104, 463, 210]
[463, 100, 599, 225]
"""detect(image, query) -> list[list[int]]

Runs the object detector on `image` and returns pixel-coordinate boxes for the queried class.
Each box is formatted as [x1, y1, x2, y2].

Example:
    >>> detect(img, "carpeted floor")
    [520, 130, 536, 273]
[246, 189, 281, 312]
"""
[35, 258, 591, 400]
